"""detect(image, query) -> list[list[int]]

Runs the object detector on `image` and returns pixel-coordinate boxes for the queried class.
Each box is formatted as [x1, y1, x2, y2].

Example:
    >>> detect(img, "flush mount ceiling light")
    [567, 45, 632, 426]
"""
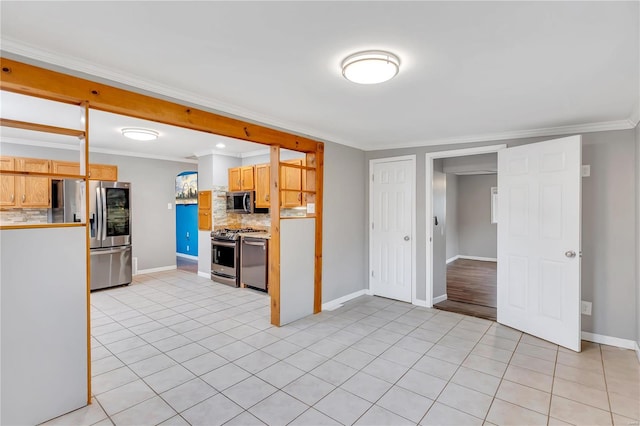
[121, 128, 159, 141]
[341, 50, 400, 84]
[216, 143, 226, 149]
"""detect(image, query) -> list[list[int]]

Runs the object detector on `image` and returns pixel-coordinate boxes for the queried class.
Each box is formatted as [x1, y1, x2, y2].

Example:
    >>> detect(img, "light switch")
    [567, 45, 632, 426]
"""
[581, 165, 591, 177]
[168, 203, 173, 210]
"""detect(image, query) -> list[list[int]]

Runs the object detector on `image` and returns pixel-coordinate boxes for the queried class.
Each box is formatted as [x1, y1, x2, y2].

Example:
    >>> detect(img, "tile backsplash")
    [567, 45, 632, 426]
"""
[210, 186, 307, 230]
[0, 208, 49, 225]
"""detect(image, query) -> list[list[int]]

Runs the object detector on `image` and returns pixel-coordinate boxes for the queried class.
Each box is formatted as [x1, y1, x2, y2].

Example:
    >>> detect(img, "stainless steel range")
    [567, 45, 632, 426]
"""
[211, 228, 262, 287]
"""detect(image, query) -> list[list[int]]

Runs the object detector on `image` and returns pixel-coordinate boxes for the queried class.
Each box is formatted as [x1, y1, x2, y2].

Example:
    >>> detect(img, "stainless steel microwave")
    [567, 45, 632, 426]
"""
[226, 191, 268, 214]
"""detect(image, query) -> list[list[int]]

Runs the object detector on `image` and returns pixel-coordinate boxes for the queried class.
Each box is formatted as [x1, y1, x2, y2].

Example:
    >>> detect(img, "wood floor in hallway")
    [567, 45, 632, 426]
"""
[434, 258, 497, 321]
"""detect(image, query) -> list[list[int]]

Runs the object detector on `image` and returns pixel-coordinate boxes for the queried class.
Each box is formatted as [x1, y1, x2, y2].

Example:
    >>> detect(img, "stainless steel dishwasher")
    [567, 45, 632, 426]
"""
[240, 237, 268, 291]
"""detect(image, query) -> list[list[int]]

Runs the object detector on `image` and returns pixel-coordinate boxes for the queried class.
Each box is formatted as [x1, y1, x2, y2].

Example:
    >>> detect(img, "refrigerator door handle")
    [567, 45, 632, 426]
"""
[101, 187, 107, 241]
[90, 246, 130, 256]
[96, 186, 103, 241]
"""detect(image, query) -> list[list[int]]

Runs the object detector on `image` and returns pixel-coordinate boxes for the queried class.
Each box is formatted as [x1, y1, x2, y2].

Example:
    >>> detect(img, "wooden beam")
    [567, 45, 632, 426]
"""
[0, 118, 85, 138]
[269, 146, 281, 326]
[0, 58, 319, 152]
[311, 144, 324, 313]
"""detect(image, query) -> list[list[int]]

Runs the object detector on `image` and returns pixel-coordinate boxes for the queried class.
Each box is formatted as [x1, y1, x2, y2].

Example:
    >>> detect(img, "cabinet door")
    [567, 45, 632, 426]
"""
[240, 166, 255, 190]
[281, 159, 303, 207]
[197, 190, 212, 231]
[0, 157, 17, 207]
[89, 164, 118, 181]
[255, 164, 270, 208]
[228, 167, 241, 192]
[17, 158, 51, 207]
[52, 160, 81, 176]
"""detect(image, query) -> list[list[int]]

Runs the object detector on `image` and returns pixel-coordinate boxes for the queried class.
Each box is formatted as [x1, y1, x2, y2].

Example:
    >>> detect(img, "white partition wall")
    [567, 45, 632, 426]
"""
[280, 218, 315, 325]
[1, 227, 88, 425]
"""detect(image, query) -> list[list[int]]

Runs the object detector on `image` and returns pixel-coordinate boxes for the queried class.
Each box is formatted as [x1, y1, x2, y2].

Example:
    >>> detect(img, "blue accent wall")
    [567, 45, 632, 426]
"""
[176, 204, 198, 256]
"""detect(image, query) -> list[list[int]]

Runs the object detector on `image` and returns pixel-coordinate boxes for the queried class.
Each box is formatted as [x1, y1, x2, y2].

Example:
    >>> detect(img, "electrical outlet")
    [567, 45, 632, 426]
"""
[168, 202, 173, 210]
[186, 245, 189, 252]
[581, 301, 592, 315]
[581, 165, 591, 177]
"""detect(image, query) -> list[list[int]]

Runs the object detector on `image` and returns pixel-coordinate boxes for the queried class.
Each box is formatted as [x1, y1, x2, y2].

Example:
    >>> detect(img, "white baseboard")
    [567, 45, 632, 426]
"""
[135, 265, 176, 275]
[458, 255, 497, 262]
[581, 331, 637, 350]
[322, 289, 369, 311]
[446, 255, 459, 264]
[176, 253, 198, 260]
[433, 294, 448, 304]
[412, 299, 428, 308]
[198, 271, 210, 279]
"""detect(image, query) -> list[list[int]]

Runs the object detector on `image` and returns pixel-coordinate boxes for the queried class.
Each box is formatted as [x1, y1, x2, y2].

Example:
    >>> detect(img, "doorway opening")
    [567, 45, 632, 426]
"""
[425, 145, 505, 321]
[176, 171, 198, 274]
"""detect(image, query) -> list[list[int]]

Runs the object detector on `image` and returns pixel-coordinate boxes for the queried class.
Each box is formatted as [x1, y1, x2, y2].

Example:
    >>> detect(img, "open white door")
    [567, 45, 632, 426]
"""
[497, 135, 582, 351]
[370, 157, 415, 303]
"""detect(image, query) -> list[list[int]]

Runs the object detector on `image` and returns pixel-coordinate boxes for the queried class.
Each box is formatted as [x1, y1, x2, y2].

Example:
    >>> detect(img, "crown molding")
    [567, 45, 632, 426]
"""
[0, 137, 198, 164]
[193, 148, 242, 159]
[1, 40, 358, 149]
[365, 119, 637, 152]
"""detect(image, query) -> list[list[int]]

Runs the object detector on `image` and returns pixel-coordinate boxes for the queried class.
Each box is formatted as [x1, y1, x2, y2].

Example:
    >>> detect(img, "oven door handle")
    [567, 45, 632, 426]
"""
[212, 240, 237, 248]
[213, 247, 218, 264]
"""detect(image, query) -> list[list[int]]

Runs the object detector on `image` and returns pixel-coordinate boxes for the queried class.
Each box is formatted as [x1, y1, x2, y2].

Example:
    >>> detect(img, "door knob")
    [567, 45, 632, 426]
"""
[565, 250, 576, 258]
[404, 236, 410, 241]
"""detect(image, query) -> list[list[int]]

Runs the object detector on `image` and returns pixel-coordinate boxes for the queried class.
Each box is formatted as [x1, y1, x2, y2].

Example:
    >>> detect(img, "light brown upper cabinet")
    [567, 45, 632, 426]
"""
[51, 161, 118, 181]
[255, 164, 270, 208]
[198, 190, 212, 231]
[0, 156, 51, 208]
[0, 156, 17, 207]
[88, 164, 117, 181]
[228, 166, 255, 192]
[281, 159, 305, 208]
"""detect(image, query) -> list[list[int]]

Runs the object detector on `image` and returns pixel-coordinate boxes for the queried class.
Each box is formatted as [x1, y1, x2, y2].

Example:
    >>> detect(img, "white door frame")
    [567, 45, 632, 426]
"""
[369, 155, 417, 305]
[425, 145, 506, 307]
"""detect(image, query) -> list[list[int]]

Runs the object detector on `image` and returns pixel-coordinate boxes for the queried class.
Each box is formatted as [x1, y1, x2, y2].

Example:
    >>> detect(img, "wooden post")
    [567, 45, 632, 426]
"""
[269, 146, 281, 326]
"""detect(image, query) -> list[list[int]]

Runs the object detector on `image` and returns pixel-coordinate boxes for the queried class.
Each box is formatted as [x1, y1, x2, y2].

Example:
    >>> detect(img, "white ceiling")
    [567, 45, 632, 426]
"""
[1, 1, 638, 155]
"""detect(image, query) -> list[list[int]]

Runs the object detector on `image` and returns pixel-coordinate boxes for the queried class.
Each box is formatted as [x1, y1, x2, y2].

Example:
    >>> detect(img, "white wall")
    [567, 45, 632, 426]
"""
[636, 122, 640, 351]
[366, 129, 637, 341]
[197, 153, 241, 276]
[1, 227, 87, 425]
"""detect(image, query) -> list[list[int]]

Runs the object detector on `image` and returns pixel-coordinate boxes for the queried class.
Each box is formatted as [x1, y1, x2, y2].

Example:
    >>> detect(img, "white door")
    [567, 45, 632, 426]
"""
[497, 135, 582, 351]
[370, 158, 414, 302]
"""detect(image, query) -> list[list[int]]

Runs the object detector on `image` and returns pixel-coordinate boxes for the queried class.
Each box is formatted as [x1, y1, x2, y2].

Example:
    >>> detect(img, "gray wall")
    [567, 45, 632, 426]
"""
[445, 173, 459, 261]
[366, 129, 637, 341]
[0, 143, 196, 271]
[457, 174, 498, 259]
[321, 141, 367, 303]
[432, 160, 447, 298]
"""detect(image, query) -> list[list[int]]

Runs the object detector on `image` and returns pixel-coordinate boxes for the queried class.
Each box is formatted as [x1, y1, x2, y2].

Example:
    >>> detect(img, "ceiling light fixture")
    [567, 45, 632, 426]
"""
[216, 143, 226, 149]
[341, 50, 400, 84]
[121, 128, 159, 141]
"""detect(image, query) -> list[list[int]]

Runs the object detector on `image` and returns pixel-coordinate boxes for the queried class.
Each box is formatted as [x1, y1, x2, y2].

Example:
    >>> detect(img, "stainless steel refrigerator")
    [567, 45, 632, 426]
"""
[89, 181, 132, 291]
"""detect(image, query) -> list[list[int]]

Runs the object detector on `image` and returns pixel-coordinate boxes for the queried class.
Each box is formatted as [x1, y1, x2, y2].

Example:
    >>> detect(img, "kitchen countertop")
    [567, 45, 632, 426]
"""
[238, 231, 270, 239]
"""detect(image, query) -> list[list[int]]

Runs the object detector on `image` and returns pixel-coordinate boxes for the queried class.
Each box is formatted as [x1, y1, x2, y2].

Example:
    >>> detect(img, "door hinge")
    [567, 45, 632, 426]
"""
[371, 174, 374, 182]
[371, 222, 374, 230]
[371, 270, 374, 277]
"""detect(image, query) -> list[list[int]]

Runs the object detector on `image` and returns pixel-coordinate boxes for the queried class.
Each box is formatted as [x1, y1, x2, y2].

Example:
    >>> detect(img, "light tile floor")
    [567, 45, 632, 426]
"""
[45, 270, 640, 426]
